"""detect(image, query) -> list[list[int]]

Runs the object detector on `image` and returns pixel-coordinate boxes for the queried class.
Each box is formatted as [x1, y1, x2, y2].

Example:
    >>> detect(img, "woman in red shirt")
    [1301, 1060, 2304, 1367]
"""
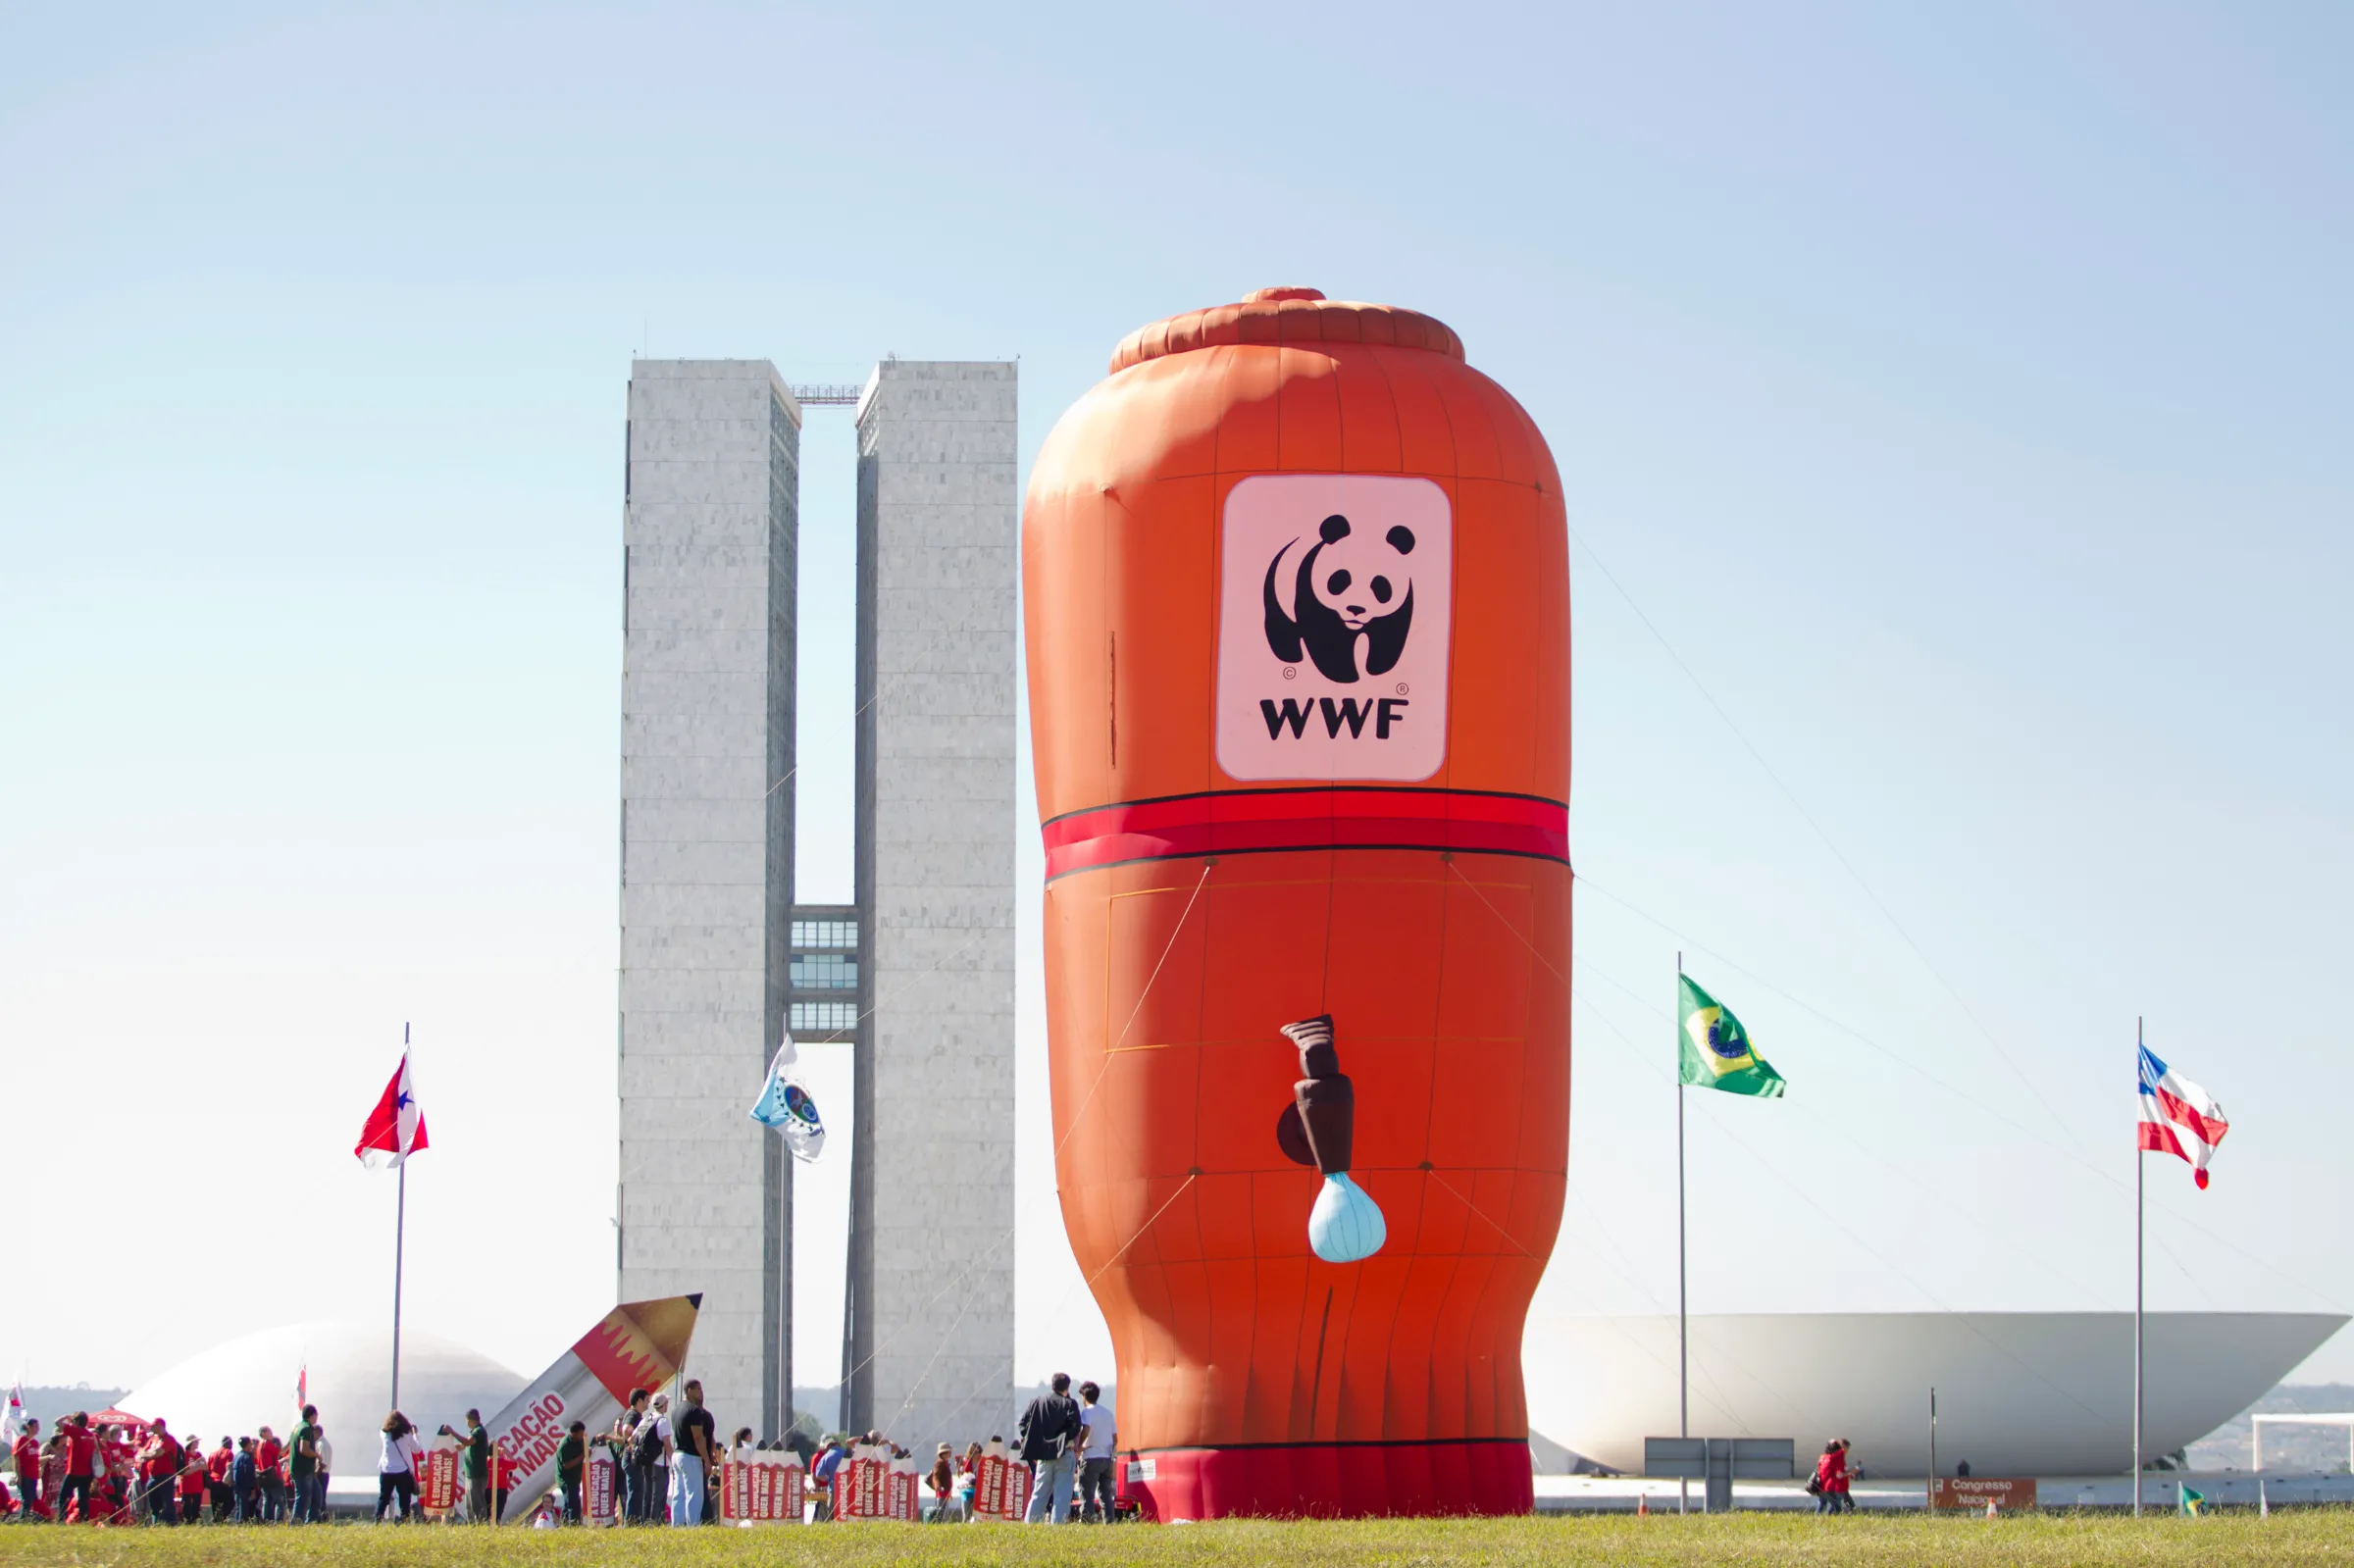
[255, 1429, 285, 1521]
[179, 1442, 209, 1525]
[97, 1426, 136, 1524]
[11, 1419, 46, 1521]
[1813, 1440, 1847, 1514]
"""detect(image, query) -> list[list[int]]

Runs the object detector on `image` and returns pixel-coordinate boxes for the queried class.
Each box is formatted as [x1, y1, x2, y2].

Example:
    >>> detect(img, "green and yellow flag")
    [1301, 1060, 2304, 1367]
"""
[2178, 1485, 2206, 1517]
[1677, 975, 1786, 1098]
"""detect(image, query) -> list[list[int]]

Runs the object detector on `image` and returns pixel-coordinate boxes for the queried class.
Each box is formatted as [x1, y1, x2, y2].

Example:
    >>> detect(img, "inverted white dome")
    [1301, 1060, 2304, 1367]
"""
[120, 1322, 523, 1468]
[1533, 1311, 2346, 1477]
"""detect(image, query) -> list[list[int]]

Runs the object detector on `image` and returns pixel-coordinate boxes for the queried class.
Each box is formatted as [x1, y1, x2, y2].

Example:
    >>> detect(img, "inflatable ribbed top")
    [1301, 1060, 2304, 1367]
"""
[1109, 286, 1465, 375]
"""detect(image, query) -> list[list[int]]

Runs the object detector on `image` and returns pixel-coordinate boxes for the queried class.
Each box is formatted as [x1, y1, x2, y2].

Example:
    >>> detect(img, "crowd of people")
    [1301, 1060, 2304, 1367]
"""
[594, 1371, 1124, 1526]
[3, 1408, 333, 1525]
[0, 1371, 1126, 1527]
[0, 1391, 1880, 1525]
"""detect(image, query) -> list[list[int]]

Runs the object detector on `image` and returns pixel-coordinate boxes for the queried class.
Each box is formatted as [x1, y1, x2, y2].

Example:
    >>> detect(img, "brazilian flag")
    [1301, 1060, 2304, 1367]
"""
[1677, 976, 1786, 1098]
[2179, 1485, 2206, 1517]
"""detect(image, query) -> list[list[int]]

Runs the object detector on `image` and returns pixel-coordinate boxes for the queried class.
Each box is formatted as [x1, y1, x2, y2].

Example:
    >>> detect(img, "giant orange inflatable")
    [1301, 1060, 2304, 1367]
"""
[1024, 288, 1569, 1519]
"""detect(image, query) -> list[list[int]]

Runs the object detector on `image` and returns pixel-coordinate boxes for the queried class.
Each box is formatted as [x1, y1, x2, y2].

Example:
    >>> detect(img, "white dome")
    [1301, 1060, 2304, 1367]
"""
[121, 1322, 522, 1476]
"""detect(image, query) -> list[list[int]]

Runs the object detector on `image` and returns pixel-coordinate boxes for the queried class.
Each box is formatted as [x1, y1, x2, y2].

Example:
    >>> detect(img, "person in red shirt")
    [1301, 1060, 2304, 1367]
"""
[179, 1438, 208, 1526]
[489, 1442, 520, 1524]
[41, 1437, 65, 1521]
[12, 1417, 48, 1521]
[255, 1428, 285, 1522]
[140, 1421, 184, 1525]
[54, 1414, 94, 1526]
[98, 1425, 135, 1518]
[208, 1438, 234, 1523]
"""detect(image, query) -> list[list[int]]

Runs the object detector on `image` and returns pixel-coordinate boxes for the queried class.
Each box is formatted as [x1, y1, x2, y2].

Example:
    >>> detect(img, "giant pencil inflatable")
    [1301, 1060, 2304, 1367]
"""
[485, 1294, 699, 1522]
[1024, 288, 1570, 1519]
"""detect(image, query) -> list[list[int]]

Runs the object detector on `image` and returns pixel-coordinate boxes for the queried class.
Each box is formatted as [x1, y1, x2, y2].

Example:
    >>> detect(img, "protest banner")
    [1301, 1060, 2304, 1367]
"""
[720, 1455, 805, 1525]
[585, 1446, 620, 1527]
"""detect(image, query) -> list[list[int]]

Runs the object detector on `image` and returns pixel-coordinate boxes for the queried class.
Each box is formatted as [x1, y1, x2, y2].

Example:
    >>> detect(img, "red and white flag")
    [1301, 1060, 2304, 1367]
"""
[295, 1364, 308, 1409]
[2138, 1044, 2226, 1189]
[356, 1053, 430, 1169]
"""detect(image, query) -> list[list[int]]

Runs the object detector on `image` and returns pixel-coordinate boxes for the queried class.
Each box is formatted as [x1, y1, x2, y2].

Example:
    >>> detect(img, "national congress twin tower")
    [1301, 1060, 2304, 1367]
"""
[616, 360, 1017, 1443]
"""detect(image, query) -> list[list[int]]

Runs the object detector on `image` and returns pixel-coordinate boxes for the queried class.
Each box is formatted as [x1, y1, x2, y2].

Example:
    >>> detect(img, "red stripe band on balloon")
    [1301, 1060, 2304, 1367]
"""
[1042, 786, 1569, 882]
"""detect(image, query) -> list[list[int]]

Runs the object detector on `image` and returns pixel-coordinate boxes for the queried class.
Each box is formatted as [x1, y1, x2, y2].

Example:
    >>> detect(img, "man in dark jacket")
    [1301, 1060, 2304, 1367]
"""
[1016, 1374, 1084, 1524]
[231, 1439, 261, 1522]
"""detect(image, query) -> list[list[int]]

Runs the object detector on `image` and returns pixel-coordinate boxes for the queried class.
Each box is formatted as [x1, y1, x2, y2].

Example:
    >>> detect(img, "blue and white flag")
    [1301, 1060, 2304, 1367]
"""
[750, 1038, 826, 1162]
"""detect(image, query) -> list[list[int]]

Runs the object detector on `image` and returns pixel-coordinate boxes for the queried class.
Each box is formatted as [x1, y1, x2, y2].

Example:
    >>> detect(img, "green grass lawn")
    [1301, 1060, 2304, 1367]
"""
[1, 1514, 2349, 1568]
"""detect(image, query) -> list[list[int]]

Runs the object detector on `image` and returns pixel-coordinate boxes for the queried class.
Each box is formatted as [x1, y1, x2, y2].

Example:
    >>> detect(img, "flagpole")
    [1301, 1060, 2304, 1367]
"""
[392, 1021, 409, 1414]
[2132, 1015, 2143, 1519]
[1676, 951, 1688, 1517]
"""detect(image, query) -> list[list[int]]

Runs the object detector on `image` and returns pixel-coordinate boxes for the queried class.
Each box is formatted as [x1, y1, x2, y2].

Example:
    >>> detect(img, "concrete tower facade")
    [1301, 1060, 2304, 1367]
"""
[618, 360, 798, 1436]
[844, 361, 1019, 1444]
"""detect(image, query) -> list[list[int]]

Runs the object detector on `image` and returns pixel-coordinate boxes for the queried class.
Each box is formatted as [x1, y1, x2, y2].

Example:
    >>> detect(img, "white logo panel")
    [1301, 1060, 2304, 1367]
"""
[1214, 475, 1452, 783]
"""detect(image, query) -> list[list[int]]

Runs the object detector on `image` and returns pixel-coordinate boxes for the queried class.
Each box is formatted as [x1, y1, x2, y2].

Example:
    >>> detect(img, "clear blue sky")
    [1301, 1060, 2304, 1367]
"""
[4, 1, 2349, 1409]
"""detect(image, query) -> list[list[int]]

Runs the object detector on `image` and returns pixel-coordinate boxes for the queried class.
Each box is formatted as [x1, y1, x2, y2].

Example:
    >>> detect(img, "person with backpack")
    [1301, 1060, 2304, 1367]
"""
[627, 1392, 670, 1523]
[610, 1390, 648, 1522]
[1016, 1373, 1084, 1524]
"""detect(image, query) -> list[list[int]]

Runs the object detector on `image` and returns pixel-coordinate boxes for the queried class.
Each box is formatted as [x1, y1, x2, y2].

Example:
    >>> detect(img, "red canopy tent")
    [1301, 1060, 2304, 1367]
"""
[88, 1408, 150, 1434]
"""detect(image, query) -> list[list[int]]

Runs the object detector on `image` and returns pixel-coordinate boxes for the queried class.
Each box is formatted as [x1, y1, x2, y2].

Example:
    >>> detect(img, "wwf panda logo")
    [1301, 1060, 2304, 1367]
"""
[1262, 513, 1416, 684]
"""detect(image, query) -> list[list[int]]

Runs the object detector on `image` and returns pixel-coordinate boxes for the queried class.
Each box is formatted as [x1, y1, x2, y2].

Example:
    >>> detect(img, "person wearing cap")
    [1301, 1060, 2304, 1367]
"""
[137, 1419, 183, 1525]
[177, 1435, 208, 1526]
[927, 1443, 956, 1522]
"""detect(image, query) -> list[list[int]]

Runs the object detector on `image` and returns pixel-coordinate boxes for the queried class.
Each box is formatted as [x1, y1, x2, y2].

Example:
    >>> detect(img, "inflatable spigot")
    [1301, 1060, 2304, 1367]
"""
[1279, 1015, 1386, 1263]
